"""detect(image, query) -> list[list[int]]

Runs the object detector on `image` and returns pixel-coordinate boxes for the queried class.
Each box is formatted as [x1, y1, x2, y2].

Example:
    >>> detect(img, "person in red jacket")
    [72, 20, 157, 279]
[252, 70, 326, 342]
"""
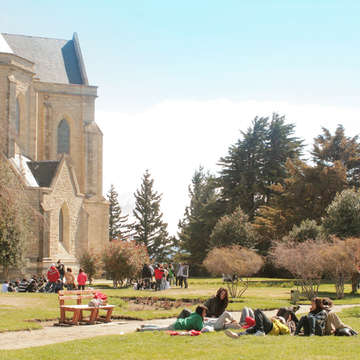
[154, 264, 164, 291]
[77, 268, 88, 290]
[47, 264, 60, 293]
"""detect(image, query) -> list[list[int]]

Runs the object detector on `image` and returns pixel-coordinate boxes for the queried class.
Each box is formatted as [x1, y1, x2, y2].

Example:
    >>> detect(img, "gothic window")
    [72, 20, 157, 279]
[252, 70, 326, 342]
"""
[15, 98, 20, 135]
[59, 208, 64, 243]
[57, 119, 70, 154]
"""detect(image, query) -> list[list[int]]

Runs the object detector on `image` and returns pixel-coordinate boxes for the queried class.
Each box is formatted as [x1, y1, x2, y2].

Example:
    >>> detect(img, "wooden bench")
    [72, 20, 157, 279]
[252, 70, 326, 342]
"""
[58, 290, 115, 325]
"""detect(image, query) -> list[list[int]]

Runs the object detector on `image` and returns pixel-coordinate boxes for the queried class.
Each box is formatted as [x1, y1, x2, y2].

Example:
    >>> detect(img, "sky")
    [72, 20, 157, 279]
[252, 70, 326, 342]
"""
[2, 1, 360, 234]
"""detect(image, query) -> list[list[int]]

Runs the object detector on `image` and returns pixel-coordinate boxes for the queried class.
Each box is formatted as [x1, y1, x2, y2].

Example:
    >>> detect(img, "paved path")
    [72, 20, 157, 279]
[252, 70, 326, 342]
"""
[1, 304, 359, 350]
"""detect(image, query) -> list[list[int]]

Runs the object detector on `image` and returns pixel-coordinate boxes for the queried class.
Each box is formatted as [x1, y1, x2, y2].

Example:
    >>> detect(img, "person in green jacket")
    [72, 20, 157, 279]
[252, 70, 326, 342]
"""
[138, 305, 207, 332]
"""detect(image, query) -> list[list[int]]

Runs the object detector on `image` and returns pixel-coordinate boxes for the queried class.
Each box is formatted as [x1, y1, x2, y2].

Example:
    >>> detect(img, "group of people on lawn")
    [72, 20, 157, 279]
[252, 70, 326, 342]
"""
[2, 260, 88, 293]
[138, 287, 357, 337]
[137, 263, 189, 291]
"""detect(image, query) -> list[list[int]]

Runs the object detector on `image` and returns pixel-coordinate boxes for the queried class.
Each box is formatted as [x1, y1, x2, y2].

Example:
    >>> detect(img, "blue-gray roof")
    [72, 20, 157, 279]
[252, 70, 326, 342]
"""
[2, 33, 87, 85]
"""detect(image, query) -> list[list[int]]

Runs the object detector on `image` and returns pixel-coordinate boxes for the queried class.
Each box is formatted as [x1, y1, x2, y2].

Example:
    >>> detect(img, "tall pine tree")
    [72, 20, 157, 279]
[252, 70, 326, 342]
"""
[219, 114, 303, 219]
[107, 184, 131, 240]
[133, 170, 172, 262]
[178, 167, 223, 265]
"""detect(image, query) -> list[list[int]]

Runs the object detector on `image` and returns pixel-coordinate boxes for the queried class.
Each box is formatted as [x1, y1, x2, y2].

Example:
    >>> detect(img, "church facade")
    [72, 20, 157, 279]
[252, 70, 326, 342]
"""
[0, 32, 108, 275]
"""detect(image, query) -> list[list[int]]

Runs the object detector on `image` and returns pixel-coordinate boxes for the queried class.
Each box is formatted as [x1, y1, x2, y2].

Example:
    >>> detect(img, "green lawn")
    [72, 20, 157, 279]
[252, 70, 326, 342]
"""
[1, 278, 360, 332]
[1, 307, 360, 360]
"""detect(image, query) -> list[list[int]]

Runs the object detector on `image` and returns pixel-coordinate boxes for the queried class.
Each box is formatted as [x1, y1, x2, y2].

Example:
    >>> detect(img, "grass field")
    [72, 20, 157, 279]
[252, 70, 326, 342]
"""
[1, 278, 360, 332]
[1, 307, 360, 360]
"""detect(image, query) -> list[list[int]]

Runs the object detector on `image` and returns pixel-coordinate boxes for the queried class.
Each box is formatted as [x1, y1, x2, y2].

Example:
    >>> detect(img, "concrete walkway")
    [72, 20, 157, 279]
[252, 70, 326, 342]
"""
[1, 304, 359, 350]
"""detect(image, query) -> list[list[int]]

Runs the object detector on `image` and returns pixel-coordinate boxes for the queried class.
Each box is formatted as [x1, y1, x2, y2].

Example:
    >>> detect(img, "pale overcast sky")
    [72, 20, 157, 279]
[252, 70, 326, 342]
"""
[2, 1, 360, 234]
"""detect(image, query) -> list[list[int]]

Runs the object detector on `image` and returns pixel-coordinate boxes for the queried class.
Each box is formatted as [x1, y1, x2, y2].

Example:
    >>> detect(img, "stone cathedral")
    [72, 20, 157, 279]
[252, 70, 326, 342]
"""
[0, 32, 109, 275]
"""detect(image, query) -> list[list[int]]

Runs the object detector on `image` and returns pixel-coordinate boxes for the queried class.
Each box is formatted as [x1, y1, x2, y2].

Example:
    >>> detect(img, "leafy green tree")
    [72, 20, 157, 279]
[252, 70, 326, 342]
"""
[219, 114, 303, 219]
[178, 167, 223, 266]
[107, 184, 131, 240]
[79, 250, 101, 284]
[254, 159, 346, 253]
[0, 159, 37, 279]
[322, 189, 360, 238]
[283, 219, 324, 243]
[312, 125, 360, 188]
[133, 170, 172, 262]
[209, 207, 257, 249]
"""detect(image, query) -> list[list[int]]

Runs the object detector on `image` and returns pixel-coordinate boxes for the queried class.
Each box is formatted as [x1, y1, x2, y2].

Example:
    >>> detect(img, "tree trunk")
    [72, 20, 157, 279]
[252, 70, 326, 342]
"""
[351, 271, 360, 294]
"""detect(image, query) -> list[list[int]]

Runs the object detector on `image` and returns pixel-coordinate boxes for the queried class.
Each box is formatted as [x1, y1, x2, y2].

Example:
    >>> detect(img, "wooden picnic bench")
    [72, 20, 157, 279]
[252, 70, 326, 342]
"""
[58, 289, 115, 325]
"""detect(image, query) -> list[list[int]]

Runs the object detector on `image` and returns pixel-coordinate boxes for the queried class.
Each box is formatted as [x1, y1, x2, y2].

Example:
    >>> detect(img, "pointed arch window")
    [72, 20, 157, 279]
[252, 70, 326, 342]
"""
[15, 98, 20, 135]
[59, 208, 64, 243]
[57, 119, 70, 154]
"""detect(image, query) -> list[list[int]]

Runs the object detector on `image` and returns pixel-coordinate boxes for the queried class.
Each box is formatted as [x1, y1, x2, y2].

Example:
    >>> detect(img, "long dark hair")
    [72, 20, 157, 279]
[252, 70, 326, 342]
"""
[216, 287, 229, 308]
[311, 297, 324, 314]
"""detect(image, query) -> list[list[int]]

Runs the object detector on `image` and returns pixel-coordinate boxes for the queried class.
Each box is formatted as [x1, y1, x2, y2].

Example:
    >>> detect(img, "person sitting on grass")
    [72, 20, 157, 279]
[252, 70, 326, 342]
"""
[225, 309, 291, 338]
[294, 297, 327, 336]
[322, 297, 357, 336]
[204, 287, 229, 318]
[138, 305, 208, 332]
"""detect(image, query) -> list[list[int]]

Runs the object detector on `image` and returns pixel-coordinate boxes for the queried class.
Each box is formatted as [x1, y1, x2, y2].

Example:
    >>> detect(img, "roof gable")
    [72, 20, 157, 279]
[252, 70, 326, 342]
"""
[1, 33, 88, 85]
[27, 161, 59, 187]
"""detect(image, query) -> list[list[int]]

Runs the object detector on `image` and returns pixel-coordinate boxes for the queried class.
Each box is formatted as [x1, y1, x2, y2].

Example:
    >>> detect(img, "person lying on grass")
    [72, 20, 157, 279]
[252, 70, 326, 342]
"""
[138, 305, 208, 332]
[204, 287, 229, 318]
[202, 311, 242, 331]
[224, 309, 291, 338]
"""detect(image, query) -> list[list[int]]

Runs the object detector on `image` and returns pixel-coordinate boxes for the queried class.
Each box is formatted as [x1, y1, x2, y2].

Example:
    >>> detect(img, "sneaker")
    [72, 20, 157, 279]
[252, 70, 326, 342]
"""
[254, 331, 265, 336]
[224, 330, 239, 339]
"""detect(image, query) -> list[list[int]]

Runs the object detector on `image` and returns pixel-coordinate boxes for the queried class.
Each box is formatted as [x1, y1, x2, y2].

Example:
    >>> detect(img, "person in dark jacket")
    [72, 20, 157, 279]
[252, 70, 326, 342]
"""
[295, 297, 327, 336]
[204, 287, 229, 318]
[142, 264, 152, 289]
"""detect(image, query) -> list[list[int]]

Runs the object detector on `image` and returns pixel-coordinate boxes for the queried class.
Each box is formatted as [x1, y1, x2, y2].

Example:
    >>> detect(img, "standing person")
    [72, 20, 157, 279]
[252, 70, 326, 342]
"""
[141, 264, 152, 289]
[168, 264, 175, 286]
[77, 268, 88, 290]
[47, 264, 60, 293]
[64, 267, 76, 290]
[182, 263, 189, 289]
[177, 263, 183, 288]
[154, 264, 164, 291]
[56, 259, 65, 281]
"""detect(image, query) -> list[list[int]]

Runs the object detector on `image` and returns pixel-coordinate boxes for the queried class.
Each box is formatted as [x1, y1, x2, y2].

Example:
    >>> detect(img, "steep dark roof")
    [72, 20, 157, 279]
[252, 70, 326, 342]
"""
[2, 33, 85, 84]
[27, 161, 60, 187]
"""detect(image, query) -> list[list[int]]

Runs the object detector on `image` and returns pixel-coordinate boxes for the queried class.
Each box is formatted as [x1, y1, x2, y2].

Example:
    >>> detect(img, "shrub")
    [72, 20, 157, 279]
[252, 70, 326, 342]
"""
[322, 237, 360, 298]
[203, 245, 263, 298]
[271, 239, 326, 299]
[102, 240, 149, 288]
